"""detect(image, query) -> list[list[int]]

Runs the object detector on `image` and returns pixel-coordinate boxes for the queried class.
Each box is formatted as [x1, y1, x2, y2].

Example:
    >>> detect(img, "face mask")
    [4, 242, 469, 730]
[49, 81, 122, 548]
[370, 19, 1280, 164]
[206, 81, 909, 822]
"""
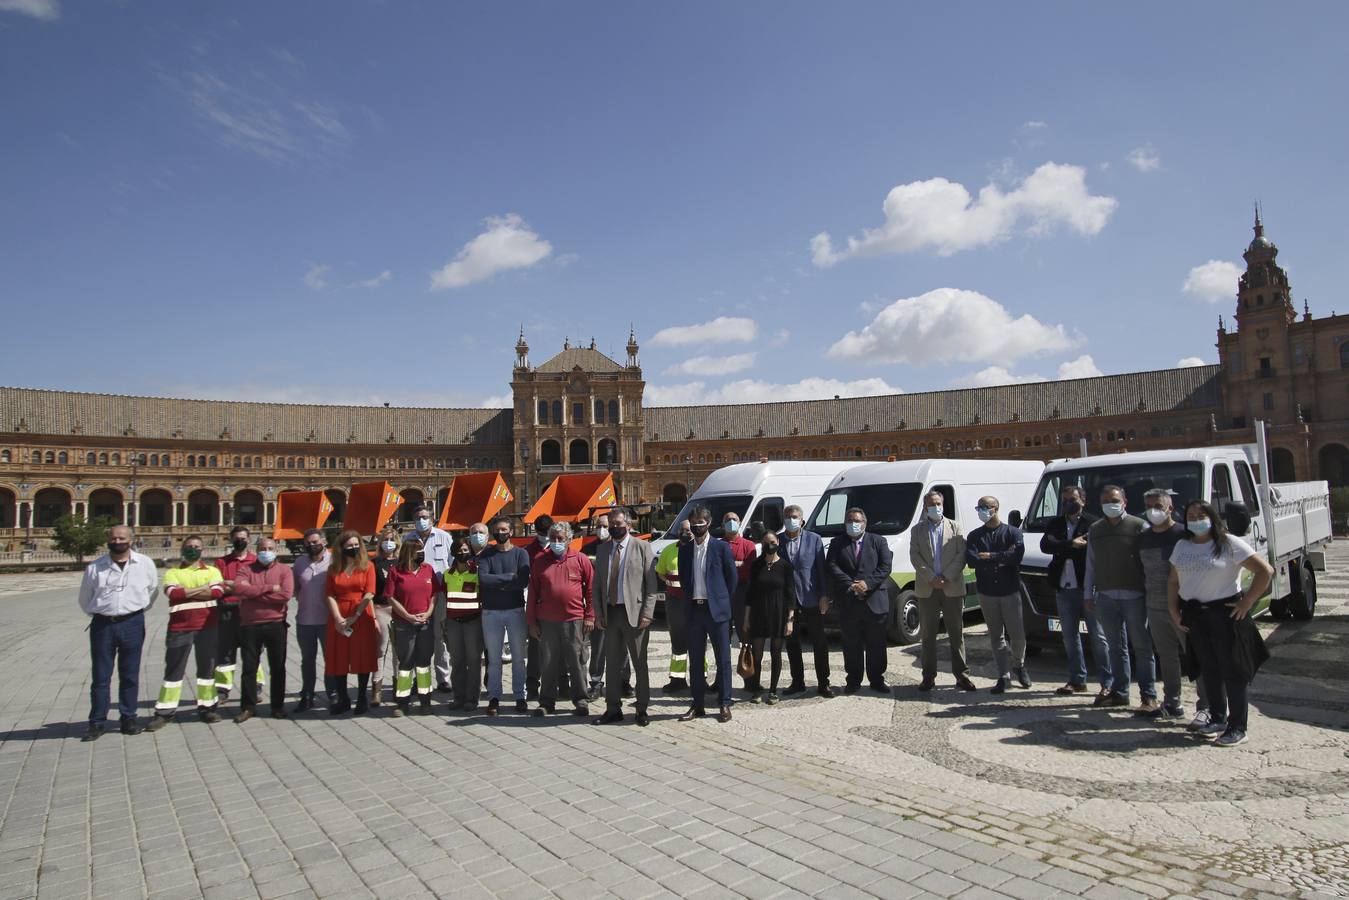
[232, 538, 249, 552]
[610, 526, 628, 541]
[785, 517, 802, 532]
[723, 520, 740, 535]
[342, 546, 361, 558]
[494, 533, 511, 544]
[469, 532, 488, 549]
[845, 522, 863, 537]
[690, 523, 709, 538]
[976, 507, 993, 523]
[1102, 502, 1124, 519]
[678, 532, 693, 545]
[1187, 519, 1212, 536]
[1145, 508, 1172, 526]
[597, 528, 610, 542]
[181, 547, 202, 562]
[257, 550, 277, 566]
[380, 540, 397, 553]
[926, 506, 943, 522]
[306, 544, 325, 558]
[107, 541, 130, 555]
[415, 517, 432, 533]
[1062, 499, 1082, 516]
[537, 534, 548, 546]
[550, 541, 567, 557]
[763, 543, 779, 555]
[455, 551, 471, 561]
[414, 553, 426, 566]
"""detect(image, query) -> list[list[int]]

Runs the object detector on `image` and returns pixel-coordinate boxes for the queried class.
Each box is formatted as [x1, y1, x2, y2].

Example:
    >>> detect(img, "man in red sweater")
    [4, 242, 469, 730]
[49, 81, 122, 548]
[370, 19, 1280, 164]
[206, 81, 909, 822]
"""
[721, 511, 759, 689]
[232, 537, 295, 722]
[214, 525, 261, 706]
[527, 521, 594, 717]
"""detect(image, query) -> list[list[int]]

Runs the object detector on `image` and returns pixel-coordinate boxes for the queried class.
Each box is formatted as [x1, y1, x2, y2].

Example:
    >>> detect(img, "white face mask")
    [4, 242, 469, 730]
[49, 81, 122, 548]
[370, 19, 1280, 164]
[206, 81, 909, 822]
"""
[785, 516, 802, 532]
[597, 527, 610, 542]
[380, 540, 397, 553]
[1101, 502, 1124, 519]
[416, 516, 432, 533]
[1145, 508, 1171, 526]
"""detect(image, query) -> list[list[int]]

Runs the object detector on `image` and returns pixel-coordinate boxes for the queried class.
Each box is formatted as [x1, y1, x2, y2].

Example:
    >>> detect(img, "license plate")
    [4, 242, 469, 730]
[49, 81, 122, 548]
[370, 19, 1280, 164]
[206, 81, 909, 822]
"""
[1047, 617, 1088, 634]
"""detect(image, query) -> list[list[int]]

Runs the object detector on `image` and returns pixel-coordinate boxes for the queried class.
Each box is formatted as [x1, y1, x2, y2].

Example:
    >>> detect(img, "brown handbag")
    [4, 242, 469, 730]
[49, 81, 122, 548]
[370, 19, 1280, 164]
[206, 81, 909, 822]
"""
[737, 643, 758, 679]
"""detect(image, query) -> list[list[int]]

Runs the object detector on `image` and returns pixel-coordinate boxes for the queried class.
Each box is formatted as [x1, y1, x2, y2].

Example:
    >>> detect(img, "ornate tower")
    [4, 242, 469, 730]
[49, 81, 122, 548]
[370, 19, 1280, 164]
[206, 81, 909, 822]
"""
[1234, 205, 1295, 329]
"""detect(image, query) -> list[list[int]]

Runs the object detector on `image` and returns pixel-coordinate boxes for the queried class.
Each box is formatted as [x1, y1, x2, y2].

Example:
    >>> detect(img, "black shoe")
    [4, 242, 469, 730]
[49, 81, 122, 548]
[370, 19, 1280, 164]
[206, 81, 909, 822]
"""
[621, 683, 634, 699]
[782, 682, 806, 696]
[870, 681, 890, 694]
[593, 710, 624, 725]
[82, 724, 105, 742]
[515, 700, 529, 714]
[843, 684, 861, 695]
[292, 697, 313, 714]
[661, 678, 688, 695]
[587, 684, 603, 702]
[119, 718, 144, 736]
[270, 710, 288, 720]
[716, 706, 733, 723]
[955, 675, 978, 692]
[198, 708, 222, 724]
[990, 677, 1010, 695]
[635, 710, 649, 727]
[678, 707, 706, 721]
[329, 699, 350, 716]
[435, 683, 453, 694]
[571, 704, 589, 717]
[1013, 667, 1032, 689]
[817, 685, 836, 699]
[485, 699, 500, 717]
[354, 697, 369, 715]
[918, 678, 935, 691]
[235, 709, 255, 724]
[419, 697, 432, 715]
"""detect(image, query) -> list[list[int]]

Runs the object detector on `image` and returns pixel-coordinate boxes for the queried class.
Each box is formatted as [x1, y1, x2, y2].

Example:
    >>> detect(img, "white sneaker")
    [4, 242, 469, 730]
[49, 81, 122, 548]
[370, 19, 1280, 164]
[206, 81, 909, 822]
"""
[502, 640, 513, 663]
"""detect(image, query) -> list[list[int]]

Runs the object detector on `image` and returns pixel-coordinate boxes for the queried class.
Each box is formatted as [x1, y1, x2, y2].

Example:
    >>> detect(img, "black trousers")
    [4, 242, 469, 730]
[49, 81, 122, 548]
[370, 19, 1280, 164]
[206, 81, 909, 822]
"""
[786, 605, 831, 687]
[216, 603, 241, 686]
[839, 601, 887, 687]
[1188, 604, 1250, 732]
[240, 621, 287, 712]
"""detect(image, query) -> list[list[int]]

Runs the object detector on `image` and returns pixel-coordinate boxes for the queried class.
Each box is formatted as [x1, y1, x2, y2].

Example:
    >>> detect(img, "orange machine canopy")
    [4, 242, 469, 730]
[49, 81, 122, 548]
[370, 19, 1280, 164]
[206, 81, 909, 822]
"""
[522, 472, 616, 524]
[273, 490, 334, 540]
[343, 481, 403, 536]
[437, 471, 514, 532]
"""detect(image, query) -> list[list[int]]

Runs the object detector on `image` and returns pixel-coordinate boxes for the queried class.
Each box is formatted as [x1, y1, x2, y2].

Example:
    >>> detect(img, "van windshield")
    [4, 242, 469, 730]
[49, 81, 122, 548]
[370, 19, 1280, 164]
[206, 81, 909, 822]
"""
[661, 494, 754, 540]
[1025, 462, 1204, 532]
[808, 482, 922, 537]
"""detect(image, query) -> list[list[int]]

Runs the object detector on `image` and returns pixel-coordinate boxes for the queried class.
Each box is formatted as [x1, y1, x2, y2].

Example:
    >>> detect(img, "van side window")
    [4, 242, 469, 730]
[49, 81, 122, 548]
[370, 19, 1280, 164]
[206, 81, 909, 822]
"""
[1210, 464, 1234, 508]
[929, 484, 956, 525]
[748, 497, 784, 537]
[1234, 461, 1261, 515]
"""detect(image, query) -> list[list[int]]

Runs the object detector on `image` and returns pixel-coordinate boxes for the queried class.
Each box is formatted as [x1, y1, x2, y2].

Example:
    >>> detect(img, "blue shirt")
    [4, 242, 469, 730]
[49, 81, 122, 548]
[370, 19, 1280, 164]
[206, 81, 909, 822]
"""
[927, 519, 943, 566]
[964, 522, 1025, 596]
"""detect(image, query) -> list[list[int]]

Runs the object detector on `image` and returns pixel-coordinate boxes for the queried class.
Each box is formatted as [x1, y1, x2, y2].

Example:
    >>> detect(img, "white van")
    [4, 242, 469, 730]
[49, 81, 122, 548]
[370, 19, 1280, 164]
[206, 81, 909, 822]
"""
[654, 460, 869, 554]
[806, 459, 1045, 644]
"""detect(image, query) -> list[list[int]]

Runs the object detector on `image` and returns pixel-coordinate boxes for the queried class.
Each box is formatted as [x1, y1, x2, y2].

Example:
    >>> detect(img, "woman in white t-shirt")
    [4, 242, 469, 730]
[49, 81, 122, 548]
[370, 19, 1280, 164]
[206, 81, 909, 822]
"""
[1166, 500, 1272, 748]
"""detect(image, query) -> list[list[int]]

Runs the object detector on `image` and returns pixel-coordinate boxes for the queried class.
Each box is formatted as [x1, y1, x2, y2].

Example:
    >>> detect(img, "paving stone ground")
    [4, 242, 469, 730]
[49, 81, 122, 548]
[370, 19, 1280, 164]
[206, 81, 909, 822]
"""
[1, 545, 1347, 900]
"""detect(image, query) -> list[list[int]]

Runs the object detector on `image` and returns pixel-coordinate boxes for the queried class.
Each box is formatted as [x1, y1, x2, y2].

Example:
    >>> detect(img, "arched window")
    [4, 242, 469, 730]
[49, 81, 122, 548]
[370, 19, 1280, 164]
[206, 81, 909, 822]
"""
[319, 457, 327, 469]
[243, 456, 252, 469]
[255, 456, 263, 468]
[87, 452, 97, 465]
[206, 456, 214, 467]
[551, 400, 562, 424]
[99, 452, 108, 464]
[568, 439, 590, 465]
[698, 454, 706, 464]
[538, 400, 548, 424]
[58, 451, 68, 464]
[111, 453, 120, 465]
[573, 402, 585, 425]
[44, 451, 54, 463]
[594, 400, 605, 423]
[296, 458, 305, 469]
[608, 400, 618, 423]
[187, 456, 196, 467]
[0, 450, 9, 463]
[540, 440, 561, 466]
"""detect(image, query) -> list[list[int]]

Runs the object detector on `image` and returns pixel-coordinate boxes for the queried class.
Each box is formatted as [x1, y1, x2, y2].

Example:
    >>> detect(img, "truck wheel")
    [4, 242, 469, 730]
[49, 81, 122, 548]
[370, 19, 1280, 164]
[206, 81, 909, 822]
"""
[1289, 561, 1317, 620]
[888, 588, 920, 645]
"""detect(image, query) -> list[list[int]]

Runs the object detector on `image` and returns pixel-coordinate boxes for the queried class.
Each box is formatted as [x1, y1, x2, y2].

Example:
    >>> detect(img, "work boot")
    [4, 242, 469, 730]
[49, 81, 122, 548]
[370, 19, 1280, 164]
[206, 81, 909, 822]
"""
[146, 715, 172, 732]
[198, 708, 222, 724]
[419, 696, 432, 715]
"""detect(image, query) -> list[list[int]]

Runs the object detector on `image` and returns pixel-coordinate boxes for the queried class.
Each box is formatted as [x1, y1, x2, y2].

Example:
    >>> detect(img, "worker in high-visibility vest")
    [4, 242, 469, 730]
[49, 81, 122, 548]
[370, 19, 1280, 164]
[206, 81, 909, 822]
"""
[148, 535, 225, 730]
[656, 521, 700, 694]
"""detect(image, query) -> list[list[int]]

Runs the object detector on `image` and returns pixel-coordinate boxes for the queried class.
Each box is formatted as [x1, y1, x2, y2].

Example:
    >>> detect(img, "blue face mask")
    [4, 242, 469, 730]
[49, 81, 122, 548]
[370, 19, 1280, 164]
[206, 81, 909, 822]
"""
[257, 550, 277, 566]
[1101, 502, 1124, 519]
[550, 541, 568, 557]
[1187, 518, 1212, 536]
[723, 520, 739, 535]
[976, 507, 993, 523]
[845, 522, 863, 537]
[785, 517, 802, 532]
[469, 532, 487, 549]
[416, 517, 432, 533]
[926, 506, 943, 522]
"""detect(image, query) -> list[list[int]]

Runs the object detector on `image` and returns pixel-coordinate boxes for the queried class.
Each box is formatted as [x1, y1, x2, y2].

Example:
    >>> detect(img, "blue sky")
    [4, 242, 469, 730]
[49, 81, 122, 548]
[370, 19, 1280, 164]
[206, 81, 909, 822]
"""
[3, 2, 1346, 408]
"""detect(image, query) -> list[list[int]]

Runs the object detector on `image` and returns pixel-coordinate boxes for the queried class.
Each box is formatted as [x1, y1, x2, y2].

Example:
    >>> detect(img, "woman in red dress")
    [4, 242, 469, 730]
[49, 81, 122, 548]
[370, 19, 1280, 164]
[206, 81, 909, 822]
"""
[325, 530, 378, 715]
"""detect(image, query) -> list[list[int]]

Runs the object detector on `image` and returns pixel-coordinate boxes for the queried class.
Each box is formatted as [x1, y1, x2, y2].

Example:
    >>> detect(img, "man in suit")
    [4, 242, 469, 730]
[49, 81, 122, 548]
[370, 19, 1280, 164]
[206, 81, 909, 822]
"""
[677, 504, 739, 723]
[780, 505, 834, 698]
[825, 507, 894, 694]
[1039, 484, 1111, 696]
[909, 491, 976, 691]
[592, 510, 657, 726]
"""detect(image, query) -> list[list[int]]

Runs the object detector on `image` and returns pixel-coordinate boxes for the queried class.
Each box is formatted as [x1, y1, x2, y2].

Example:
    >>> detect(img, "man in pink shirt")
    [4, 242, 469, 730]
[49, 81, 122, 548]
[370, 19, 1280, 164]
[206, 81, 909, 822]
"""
[527, 522, 594, 718]
[232, 537, 295, 722]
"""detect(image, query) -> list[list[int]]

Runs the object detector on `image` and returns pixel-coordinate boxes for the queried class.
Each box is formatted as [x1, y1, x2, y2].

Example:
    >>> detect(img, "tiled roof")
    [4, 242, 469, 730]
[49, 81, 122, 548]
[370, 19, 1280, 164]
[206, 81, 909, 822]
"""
[0, 388, 513, 446]
[534, 347, 623, 373]
[643, 366, 1223, 441]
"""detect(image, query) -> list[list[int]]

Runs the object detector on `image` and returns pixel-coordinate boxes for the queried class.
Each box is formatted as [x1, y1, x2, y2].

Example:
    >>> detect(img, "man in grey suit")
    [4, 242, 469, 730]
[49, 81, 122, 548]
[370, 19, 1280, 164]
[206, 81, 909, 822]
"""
[592, 510, 658, 726]
[910, 490, 976, 692]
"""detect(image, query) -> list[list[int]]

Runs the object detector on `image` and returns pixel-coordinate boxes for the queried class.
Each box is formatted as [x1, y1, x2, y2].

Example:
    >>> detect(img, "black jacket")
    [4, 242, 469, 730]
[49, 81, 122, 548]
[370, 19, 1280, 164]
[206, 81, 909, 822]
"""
[1039, 512, 1098, 588]
[1182, 602, 1270, 683]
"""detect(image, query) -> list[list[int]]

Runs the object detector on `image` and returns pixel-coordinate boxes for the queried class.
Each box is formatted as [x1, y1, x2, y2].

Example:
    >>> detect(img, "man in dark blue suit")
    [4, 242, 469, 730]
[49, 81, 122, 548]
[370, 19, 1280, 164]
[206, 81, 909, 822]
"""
[825, 507, 894, 694]
[677, 505, 739, 723]
[780, 505, 834, 698]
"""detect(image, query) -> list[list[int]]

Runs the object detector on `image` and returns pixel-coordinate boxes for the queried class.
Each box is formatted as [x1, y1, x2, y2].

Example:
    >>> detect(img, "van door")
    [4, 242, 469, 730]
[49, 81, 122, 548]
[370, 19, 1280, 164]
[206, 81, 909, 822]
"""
[746, 496, 784, 541]
[1232, 459, 1268, 551]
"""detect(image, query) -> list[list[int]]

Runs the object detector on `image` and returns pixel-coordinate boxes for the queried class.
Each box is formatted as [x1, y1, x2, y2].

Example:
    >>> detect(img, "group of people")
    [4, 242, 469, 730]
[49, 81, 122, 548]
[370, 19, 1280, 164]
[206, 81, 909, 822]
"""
[77, 487, 1273, 748]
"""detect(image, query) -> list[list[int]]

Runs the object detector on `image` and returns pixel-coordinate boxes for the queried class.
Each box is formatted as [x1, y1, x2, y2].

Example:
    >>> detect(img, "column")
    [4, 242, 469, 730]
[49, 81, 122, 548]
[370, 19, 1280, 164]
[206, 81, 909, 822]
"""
[617, 392, 624, 425]
[533, 392, 539, 426]
[218, 502, 226, 526]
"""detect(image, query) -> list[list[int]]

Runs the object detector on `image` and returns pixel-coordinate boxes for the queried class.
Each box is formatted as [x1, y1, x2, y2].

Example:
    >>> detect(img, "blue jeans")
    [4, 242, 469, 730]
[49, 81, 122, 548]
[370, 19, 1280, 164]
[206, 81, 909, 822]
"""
[89, 611, 146, 725]
[688, 601, 732, 709]
[483, 607, 528, 700]
[1055, 588, 1113, 688]
[295, 623, 336, 703]
[1094, 593, 1156, 700]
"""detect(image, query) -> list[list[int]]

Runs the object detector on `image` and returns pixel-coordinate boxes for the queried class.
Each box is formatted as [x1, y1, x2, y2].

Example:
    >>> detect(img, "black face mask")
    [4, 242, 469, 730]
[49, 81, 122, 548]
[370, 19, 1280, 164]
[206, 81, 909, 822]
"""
[342, 546, 361, 558]
[678, 533, 693, 545]
[1063, 500, 1082, 516]
[690, 523, 709, 537]
[762, 543, 779, 555]
[231, 538, 249, 552]
[610, 527, 628, 541]
[455, 551, 471, 561]
[494, 533, 511, 544]
[415, 553, 426, 566]
[306, 544, 325, 557]
[107, 541, 130, 555]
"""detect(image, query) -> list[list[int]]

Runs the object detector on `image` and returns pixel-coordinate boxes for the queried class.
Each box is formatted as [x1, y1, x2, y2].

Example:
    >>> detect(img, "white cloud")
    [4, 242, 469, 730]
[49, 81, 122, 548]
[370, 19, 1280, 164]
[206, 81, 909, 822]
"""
[351, 270, 392, 289]
[647, 376, 901, 407]
[952, 367, 1048, 388]
[0, 0, 57, 19]
[1022, 120, 1048, 130]
[768, 328, 791, 347]
[1056, 354, 1103, 380]
[478, 393, 514, 409]
[1177, 356, 1207, 368]
[173, 70, 351, 163]
[649, 316, 757, 347]
[302, 262, 330, 290]
[664, 353, 756, 377]
[429, 214, 552, 290]
[1126, 145, 1161, 172]
[1182, 260, 1242, 303]
[827, 287, 1078, 365]
[811, 162, 1117, 264]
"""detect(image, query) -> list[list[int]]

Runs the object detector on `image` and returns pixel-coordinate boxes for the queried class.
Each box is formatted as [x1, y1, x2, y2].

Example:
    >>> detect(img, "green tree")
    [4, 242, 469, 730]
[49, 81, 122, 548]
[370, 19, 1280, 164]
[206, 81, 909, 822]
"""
[51, 514, 114, 564]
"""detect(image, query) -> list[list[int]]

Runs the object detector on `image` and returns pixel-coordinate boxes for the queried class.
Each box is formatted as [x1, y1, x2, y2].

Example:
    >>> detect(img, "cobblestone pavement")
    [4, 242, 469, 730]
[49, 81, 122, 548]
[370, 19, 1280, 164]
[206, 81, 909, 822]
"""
[1, 547, 1346, 900]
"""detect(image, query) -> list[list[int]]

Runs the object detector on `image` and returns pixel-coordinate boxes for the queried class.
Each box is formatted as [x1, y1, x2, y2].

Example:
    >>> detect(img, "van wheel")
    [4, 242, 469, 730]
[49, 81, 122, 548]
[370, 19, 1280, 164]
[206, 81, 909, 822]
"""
[1289, 561, 1317, 620]
[888, 588, 920, 645]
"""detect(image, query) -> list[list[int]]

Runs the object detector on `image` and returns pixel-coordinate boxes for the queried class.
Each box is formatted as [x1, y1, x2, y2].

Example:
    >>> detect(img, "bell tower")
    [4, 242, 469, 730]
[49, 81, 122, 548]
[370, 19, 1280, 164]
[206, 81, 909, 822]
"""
[1234, 204, 1295, 329]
